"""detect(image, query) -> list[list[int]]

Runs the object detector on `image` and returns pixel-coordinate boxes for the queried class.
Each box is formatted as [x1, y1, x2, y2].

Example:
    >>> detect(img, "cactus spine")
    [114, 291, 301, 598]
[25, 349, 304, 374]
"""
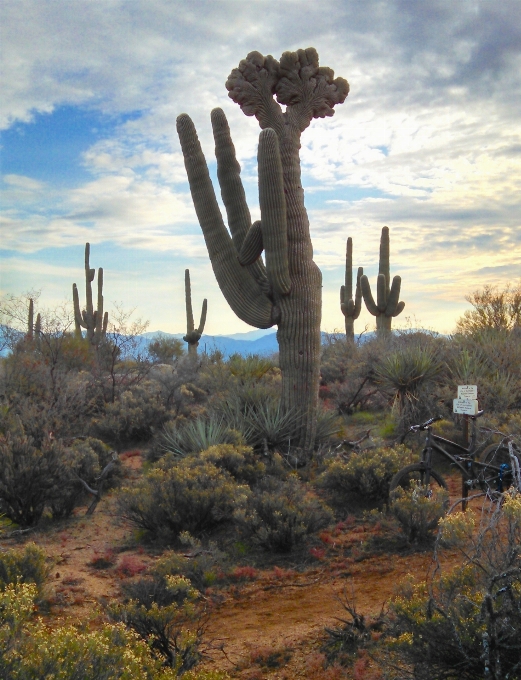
[340, 237, 363, 342]
[177, 48, 348, 452]
[183, 269, 207, 356]
[360, 226, 404, 334]
[73, 243, 108, 345]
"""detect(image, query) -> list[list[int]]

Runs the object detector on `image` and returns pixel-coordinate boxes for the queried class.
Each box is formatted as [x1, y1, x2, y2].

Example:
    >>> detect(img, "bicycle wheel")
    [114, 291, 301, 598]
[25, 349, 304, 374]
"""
[480, 442, 520, 494]
[389, 464, 449, 532]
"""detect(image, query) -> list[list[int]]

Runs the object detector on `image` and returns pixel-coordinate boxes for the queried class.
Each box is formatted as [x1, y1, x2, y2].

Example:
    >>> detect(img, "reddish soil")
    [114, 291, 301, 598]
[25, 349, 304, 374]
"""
[1, 449, 470, 679]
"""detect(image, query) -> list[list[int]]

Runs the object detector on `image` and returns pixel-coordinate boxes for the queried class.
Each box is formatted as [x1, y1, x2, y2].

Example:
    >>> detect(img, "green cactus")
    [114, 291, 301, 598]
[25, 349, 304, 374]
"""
[27, 298, 41, 342]
[183, 269, 207, 356]
[72, 243, 108, 345]
[340, 237, 363, 342]
[176, 48, 348, 452]
[360, 226, 405, 334]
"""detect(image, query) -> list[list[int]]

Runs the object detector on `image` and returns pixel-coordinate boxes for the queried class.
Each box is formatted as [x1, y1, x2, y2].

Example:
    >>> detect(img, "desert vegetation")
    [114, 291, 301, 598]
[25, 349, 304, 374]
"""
[1, 275, 520, 678]
[1, 45, 520, 679]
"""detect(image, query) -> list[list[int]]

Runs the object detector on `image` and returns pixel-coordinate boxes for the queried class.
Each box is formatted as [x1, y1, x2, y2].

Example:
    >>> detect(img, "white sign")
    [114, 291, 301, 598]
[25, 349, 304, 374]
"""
[453, 398, 479, 415]
[458, 385, 478, 399]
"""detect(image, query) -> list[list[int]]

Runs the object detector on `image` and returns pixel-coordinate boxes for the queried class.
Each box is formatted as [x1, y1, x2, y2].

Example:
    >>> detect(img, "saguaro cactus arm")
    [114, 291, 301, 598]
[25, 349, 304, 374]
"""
[340, 238, 363, 318]
[177, 114, 274, 329]
[183, 269, 207, 353]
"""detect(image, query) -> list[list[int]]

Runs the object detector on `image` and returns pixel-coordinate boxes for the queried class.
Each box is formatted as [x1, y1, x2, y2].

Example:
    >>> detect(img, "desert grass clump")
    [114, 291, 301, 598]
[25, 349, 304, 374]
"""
[235, 477, 334, 553]
[116, 459, 250, 543]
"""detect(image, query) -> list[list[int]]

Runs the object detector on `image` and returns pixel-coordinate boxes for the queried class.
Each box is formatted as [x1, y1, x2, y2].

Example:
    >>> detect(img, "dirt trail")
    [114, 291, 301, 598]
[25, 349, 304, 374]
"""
[1, 450, 466, 678]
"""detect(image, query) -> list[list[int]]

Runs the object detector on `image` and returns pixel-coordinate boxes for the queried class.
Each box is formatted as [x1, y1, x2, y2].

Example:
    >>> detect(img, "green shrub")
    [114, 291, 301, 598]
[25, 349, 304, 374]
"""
[92, 383, 168, 447]
[151, 535, 228, 591]
[198, 444, 266, 485]
[0, 434, 75, 526]
[317, 445, 412, 505]
[0, 543, 49, 597]
[390, 484, 449, 543]
[109, 574, 204, 672]
[390, 493, 521, 678]
[235, 477, 334, 553]
[117, 459, 249, 542]
[48, 436, 120, 519]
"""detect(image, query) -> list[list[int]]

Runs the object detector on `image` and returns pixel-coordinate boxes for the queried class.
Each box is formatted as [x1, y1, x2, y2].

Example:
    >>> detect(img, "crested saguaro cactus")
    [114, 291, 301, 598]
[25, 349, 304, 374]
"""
[183, 269, 207, 356]
[73, 242, 108, 345]
[176, 48, 348, 452]
[340, 237, 363, 342]
[360, 226, 405, 334]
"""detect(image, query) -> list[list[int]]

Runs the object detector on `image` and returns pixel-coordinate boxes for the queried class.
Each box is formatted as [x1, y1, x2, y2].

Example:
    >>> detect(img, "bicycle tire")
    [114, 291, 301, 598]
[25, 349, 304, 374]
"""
[480, 442, 520, 494]
[389, 464, 449, 530]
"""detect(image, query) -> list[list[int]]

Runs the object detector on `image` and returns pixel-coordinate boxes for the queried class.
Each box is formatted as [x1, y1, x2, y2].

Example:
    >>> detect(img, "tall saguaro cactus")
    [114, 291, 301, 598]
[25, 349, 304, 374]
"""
[183, 269, 207, 356]
[73, 243, 108, 345]
[176, 48, 348, 452]
[360, 226, 405, 334]
[340, 237, 363, 342]
[27, 298, 41, 341]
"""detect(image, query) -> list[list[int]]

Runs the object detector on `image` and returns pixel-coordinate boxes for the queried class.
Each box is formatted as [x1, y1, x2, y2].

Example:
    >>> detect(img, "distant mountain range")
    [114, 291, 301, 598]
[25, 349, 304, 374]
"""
[140, 328, 373, 358]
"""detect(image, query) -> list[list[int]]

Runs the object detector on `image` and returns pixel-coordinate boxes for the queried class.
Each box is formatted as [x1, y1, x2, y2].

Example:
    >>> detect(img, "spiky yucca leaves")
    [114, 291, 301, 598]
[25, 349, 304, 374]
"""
[183, 269, 207, 357]
[340, 237, 363, 342]
[72, 242, 108, 345]
[374, 345, 442, 431]
[361, 227, 404, 334]
[177, 48, 349, 453]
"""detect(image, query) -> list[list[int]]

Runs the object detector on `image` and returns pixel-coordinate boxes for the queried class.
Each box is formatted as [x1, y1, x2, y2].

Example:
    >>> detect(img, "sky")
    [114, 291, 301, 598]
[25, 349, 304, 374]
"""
[1, 0, 520, 337]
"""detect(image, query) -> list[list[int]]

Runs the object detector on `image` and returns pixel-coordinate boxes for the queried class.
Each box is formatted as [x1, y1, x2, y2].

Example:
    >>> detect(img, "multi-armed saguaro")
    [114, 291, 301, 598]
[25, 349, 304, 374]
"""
[176, 48, 348, 452]
[340, 237, 363, 342]
[183, 269, 207, 356]
[360, 226, 404, 334]
[73, 243, 108, 345]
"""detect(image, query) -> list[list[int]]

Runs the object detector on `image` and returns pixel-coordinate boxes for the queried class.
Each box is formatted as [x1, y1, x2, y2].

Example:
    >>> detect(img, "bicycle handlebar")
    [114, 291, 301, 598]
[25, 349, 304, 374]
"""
[409, 415, 444, 432]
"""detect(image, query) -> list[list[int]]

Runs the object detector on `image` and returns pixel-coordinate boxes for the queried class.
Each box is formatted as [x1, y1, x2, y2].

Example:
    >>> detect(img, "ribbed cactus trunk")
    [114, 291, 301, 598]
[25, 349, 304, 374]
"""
[177, 49, 348, 452]
[340, 237, 363, 343]
[183, 269, 207, 357]
[361, 226, 405, 335]
[73, 243, 108, 345]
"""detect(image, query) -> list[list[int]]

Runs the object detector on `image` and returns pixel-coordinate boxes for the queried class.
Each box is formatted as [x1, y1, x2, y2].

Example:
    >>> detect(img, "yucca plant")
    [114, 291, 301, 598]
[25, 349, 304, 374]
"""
[375, 346, 443, 431]
[160, 416, 245, 458]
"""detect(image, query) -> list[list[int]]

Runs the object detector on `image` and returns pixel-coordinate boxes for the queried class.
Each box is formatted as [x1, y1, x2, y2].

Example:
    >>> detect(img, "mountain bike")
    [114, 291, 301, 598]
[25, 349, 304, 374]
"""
[389, 412, 521, 517]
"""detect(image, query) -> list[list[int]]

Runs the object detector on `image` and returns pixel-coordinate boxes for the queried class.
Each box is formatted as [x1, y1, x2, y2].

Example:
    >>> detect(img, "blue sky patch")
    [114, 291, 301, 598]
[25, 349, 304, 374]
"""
[0, 105, 143, 187]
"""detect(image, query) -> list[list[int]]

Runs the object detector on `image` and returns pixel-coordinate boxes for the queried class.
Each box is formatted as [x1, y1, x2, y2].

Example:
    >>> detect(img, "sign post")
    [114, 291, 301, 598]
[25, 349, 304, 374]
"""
[453, 385, 478, 511]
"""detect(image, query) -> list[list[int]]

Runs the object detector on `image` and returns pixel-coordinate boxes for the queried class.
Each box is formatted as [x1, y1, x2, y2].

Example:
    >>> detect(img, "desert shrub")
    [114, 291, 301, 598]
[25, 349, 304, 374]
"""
[92, 383, 168, 447]
[390, 493, 521, 678]
[109, 574, 205, 672]
[52, 436, 121, 519]
[0, 581, 210, 679]
[390, 484, 449, 544]
[235, 477, 334, 553]
[198, 444, 266, 485]
[149, 539, 227, 592]
[117, 459, 249, 542]
[317, 445, 412, 506]
[0, 543, 49, 597]
[0, 433, 76, 526]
